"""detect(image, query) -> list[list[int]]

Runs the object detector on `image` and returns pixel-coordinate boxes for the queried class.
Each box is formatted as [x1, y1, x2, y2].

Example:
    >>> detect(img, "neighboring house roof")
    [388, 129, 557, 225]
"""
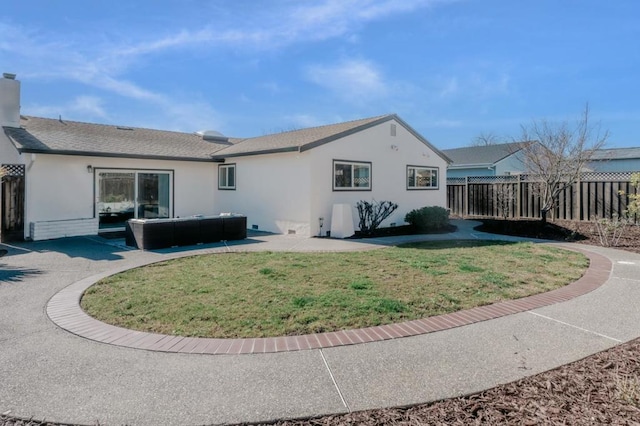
[589, 147, 640, 161]
[3, 116, 239, 162]
[442, 142, 527, 169]
[2, 113, 451, 164]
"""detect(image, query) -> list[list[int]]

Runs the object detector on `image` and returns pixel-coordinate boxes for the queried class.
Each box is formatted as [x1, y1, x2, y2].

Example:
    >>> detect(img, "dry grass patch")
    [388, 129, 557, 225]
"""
[81, 240, 588, 338]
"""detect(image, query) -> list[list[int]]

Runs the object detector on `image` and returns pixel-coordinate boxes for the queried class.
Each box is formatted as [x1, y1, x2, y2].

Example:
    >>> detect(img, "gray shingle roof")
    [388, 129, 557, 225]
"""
[4, 116, 239, 161]
[590, 147, 640, 161]
[3, 113, 450, 164]
[212, 114, 451, 163]
[442, 142, 526, 167]
[212, 114, 390, 158]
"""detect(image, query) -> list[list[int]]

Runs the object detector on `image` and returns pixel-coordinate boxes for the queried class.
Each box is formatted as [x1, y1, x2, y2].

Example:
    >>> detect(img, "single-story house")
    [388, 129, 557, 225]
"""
[0, 73, 450, 242]
[585, 147, 640, 173]
[442, 142, 529, 178]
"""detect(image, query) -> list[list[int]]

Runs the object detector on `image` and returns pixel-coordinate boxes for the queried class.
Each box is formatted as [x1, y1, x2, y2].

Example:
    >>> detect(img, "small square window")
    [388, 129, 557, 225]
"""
[218, 164, 236, 190]
[333, 160, 371, 191]
[407, 165, 438, 190]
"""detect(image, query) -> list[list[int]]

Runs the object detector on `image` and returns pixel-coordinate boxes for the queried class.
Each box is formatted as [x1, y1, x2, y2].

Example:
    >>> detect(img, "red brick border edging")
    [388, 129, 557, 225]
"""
[46, 245, 611, 355]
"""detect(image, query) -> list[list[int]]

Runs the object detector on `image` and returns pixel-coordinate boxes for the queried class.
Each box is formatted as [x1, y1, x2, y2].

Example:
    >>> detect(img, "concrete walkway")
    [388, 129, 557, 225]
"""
[1, 220, 639, 425]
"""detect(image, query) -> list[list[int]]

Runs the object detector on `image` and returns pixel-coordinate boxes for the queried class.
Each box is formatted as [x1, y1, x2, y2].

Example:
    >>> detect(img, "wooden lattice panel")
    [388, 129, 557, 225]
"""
[1, 164, 25, 177]
[468, 175, 519, 184]
[581, 171, 633, 182]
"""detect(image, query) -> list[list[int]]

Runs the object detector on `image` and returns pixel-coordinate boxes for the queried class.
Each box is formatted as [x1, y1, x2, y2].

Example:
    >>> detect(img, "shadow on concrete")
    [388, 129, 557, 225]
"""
[153, 237, 268, 254]
[0, 265, 44, 283]
[2, 237, 129, 261]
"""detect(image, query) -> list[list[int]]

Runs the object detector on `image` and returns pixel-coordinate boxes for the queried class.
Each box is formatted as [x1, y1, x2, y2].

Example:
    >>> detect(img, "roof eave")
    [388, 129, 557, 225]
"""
[17, 148, 220, 163]
[447, 163, 494, 169]
[210, 146, 300, 160]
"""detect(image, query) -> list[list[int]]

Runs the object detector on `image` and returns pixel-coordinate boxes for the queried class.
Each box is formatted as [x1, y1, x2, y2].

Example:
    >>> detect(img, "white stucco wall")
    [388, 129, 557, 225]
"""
[0, 132, 23, 165]
[215, 120, 447, 237]
[213, 153, 312, 235]
[307, 119, 447, 236]
[24, 154, 216, 239]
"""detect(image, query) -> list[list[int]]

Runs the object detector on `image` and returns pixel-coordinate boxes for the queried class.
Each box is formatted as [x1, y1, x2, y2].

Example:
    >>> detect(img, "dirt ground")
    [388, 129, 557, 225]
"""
[2, 219, 640, 426]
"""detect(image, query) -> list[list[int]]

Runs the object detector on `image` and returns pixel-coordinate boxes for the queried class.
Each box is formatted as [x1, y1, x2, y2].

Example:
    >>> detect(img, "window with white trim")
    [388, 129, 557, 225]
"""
[218, 164, 236, 190]
[333, 160, 371, 191]
[407, 165, 438, 189]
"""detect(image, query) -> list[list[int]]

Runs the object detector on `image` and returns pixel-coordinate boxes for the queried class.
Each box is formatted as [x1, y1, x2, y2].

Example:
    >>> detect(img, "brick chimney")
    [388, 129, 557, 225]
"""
[0, 73, 21, 128]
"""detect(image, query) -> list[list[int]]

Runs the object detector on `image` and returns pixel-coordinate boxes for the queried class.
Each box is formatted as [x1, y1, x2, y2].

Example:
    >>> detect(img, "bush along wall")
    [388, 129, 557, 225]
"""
[405, 206, 450, 232]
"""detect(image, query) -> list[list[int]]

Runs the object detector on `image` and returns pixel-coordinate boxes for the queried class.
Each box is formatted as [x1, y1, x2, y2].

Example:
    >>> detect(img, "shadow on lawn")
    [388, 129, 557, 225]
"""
[398, 239, 521, 250]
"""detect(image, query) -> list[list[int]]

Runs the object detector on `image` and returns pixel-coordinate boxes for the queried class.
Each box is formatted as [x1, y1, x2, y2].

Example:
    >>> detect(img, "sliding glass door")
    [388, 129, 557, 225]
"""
[96, 169, 172, 229]
[137, 173, 170, 220]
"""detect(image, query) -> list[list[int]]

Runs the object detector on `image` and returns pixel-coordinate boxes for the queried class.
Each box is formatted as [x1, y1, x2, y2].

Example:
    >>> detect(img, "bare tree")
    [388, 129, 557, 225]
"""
[517, 104, 608, 223]
[494, 182, 516, 220]
[471, 131, 503, 146]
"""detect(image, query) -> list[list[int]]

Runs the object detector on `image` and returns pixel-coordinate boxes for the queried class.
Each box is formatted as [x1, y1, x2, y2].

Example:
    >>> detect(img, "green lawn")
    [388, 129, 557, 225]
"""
[81, 240, 588, 338]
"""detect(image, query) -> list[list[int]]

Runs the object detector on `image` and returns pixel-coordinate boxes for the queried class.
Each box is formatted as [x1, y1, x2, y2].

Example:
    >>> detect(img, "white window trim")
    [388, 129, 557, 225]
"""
[218, 164, 236, 190]
[407, 165, 439, 190]
[333, 160, 372, 191]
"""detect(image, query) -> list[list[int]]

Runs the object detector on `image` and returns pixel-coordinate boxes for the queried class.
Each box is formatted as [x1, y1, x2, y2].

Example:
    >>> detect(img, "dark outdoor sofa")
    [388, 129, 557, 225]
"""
[125, 214, 247, 250]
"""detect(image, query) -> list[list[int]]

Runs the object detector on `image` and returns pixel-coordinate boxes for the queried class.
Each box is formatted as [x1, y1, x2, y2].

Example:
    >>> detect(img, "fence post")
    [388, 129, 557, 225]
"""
[465, 176, 469, 217]
[575, 174, 581, 221]
[516, 174, 522, 219]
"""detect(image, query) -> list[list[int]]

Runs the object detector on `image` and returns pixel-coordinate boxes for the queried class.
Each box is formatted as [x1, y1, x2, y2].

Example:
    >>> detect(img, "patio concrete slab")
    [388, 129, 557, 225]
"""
[321, 310, 618, 412]
[1, 220, 639, 425]
[529, 245, 640, 343]
[0, 332, 347, 425]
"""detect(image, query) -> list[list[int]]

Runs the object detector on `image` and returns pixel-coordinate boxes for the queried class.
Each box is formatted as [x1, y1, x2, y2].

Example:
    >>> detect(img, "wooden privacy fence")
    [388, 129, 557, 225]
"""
[447, 172, 639, 221]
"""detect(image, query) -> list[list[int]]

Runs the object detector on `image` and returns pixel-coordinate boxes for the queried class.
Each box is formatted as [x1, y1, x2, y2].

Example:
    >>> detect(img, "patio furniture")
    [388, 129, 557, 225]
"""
[125, 214, 246, 250]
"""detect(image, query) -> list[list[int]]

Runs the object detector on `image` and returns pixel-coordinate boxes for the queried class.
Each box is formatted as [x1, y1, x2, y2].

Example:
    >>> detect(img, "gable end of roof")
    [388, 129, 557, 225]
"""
[298, 114, 395, 153]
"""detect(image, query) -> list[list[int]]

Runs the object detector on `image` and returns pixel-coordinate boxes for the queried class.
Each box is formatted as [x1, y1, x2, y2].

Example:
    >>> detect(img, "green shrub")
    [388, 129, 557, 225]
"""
[405, 206, 449, 232]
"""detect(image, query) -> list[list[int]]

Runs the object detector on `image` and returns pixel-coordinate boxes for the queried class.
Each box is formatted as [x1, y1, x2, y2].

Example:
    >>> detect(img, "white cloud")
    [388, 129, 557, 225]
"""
[0, 1, 456, 130]
[117, 29, 215, 57]
[27, 95, 108, 121]
[193, 0, 457, 50]
[428, 118, 463, 128]
[284, 114, 326, 129]
[135, 99, 223, 134]
[433, 70, 511, 101]
[70, 96, 108, 117]
[260, 81, 282, 95]
[306, 59, 388, 103]
[438, 77, 459, 98]
[272, 0, 449, 46]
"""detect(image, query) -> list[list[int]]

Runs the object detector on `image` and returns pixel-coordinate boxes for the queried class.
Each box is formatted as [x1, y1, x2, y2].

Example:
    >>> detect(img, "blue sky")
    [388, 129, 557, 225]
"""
[1, 0, 638, 149]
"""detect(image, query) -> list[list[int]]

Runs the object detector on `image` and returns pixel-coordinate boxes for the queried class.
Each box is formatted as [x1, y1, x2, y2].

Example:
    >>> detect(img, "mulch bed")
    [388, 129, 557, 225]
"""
[2, 218, 640, 426]
[262, 338, 640, 425]
[476, 218, 640, 254]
